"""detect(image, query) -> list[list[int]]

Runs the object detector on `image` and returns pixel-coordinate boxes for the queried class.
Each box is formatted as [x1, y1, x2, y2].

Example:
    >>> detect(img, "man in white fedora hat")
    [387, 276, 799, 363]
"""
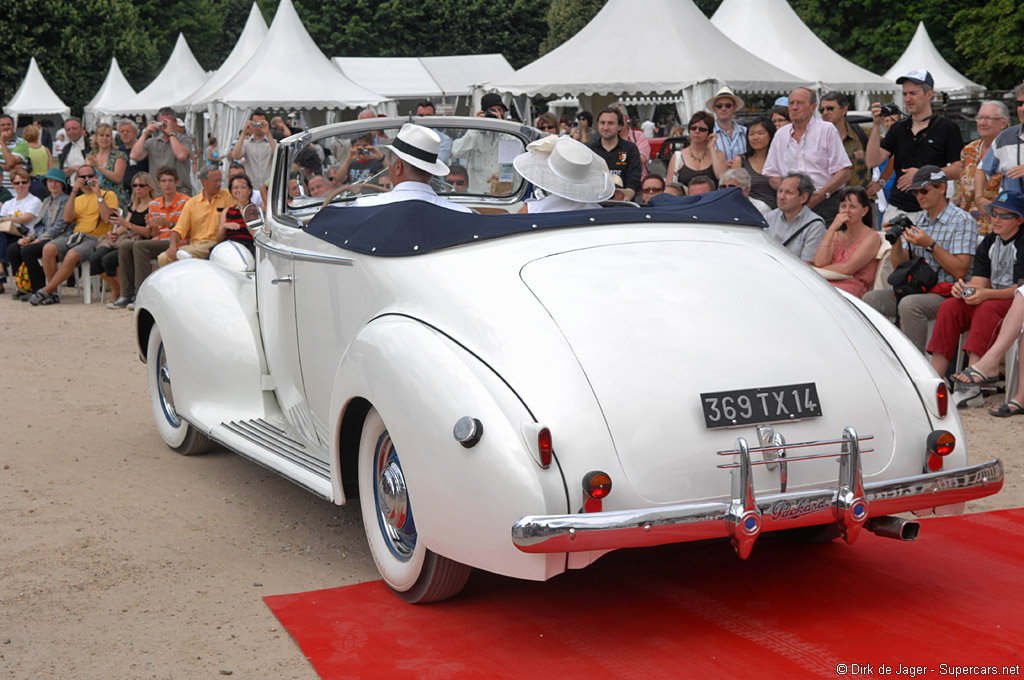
[706, 86, 747, 162]
[514, 136, 613, 213]
[349, 123, 471, 212]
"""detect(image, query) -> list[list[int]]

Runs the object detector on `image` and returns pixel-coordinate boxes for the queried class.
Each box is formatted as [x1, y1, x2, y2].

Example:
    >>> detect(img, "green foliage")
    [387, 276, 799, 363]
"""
[953, 0, 1024, 90]
[539, 0, 605, 55]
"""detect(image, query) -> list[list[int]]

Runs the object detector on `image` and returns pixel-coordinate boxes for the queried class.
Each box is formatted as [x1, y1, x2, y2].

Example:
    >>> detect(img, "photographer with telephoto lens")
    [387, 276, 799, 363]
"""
[863, 165, 978, 353]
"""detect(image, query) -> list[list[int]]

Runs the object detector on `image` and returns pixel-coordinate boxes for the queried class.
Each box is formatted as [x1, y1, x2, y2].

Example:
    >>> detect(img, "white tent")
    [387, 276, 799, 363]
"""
[83, 57, 137, 130]
[204, 0, 388, 145]
[103, 33, 209, 117]
[332, 54, 513, 116]
[884, 22, 985, 96]
[482, 0, 804, 122]
[3, 57, 70, 123]
[711, 0, 896, 111]
[184, 2, 268, 145]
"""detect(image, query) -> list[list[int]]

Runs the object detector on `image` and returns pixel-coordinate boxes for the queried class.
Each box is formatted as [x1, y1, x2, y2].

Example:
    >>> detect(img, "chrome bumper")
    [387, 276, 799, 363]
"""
[511, 427, 1003, 557]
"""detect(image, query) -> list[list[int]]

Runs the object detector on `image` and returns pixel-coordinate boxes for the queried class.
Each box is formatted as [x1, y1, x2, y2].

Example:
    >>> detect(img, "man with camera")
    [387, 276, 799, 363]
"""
[451, 93, 507, 193]
[863, 165, 977, 353]
[229, 110, 277, 194]
[865, 69, 963, 225]
[337, 134, 385, 185]
[131, 107, 193, 195]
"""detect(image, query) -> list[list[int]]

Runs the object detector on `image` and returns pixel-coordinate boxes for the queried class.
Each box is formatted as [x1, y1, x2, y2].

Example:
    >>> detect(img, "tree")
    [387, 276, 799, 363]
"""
[953, 0, 1024, 90]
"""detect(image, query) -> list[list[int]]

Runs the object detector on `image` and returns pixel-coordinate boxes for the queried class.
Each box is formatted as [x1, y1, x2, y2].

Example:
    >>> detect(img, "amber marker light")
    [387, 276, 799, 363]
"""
[582, 471, 612, 513]
[925, 430, 956, 472]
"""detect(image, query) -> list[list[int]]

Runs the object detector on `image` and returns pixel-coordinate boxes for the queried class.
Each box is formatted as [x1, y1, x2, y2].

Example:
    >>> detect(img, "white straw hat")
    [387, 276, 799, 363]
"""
[705, 86, 745, 112]
[384, 123, 449, 176]
[513, 136, 613, 203]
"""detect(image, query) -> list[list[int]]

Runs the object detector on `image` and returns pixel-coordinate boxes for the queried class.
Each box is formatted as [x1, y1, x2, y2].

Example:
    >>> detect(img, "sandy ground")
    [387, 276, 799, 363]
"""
[1, 291, 1021, 679]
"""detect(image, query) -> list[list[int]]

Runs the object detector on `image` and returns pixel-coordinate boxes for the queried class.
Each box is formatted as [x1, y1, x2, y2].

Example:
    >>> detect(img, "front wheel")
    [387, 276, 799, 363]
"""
[147, 325, 214, 456]
[358, 407, 470, 603]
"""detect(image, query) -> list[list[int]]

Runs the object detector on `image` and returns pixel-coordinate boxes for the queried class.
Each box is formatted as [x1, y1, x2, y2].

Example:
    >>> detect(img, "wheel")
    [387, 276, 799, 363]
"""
[147, 325, 215, 456]
[358, 407, 470, 603]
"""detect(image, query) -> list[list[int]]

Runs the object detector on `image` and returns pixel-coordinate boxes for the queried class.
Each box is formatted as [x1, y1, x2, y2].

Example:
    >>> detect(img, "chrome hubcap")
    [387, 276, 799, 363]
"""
[373, 432, 416, 560]
[157, 343, 181, 427]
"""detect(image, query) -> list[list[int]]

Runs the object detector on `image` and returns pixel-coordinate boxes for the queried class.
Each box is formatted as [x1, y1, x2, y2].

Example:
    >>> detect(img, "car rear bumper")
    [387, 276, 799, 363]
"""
[511, 458, 1004, 555]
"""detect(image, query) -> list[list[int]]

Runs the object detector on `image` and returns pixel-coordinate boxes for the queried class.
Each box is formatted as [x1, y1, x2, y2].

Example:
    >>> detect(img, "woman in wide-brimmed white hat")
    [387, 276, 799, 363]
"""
[514, 136, 613, 213]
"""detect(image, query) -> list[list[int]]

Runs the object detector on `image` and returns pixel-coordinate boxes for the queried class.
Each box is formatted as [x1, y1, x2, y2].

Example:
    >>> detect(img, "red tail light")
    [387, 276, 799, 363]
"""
[538, 428, 552, 468]
[925, 430, 956, 472]
[582, 471, 612, 513]
[936, 382, 949, 417]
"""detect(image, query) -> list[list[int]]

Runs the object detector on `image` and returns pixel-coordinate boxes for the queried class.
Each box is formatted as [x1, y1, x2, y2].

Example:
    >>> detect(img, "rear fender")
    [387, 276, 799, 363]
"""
[330, 315, 569, 581]
[135, 260, 267, 432]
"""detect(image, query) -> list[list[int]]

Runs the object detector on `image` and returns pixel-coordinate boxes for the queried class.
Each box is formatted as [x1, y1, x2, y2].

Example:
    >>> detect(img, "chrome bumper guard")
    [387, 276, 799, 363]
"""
[511, 427, 1003, 558]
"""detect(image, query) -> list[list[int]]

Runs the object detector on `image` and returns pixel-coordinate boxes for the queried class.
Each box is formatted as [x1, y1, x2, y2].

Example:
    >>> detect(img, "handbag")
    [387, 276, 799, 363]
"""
[887, 256, 939, 300]
[16, 262, 32, 294]
[0, 220, 20, 235]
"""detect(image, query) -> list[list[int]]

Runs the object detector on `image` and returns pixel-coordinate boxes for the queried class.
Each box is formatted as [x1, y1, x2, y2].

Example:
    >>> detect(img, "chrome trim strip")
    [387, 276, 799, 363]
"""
[256, 238, 355, 266]
[510, 459, 1004, 554]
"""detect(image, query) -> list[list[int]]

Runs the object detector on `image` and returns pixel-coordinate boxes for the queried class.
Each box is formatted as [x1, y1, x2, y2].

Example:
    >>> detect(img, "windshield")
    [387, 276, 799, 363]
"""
[284, 122, 530, 215]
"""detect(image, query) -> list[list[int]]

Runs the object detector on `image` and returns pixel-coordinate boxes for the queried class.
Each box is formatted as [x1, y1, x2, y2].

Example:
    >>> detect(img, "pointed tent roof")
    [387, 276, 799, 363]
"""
[483, 0, 804, 97]
[711, 0, 895, 95]
[331, 54, 513, 99]
[184, 2, 268, 108]
[3, 57, 71, 120]
[884, 22, 984, 95]
[204, 0, 387, 110]
[84, 57, 137, 128]
[105, 33, 209, 115]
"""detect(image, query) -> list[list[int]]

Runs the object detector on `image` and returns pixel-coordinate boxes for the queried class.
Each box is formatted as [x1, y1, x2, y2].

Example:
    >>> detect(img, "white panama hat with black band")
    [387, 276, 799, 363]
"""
[384, 123, 450, 176]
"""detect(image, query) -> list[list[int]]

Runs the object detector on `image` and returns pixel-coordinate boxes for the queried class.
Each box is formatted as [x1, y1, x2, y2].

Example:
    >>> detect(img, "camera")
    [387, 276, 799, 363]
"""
[484, 107, 503, 119]
[885, 214, 913, 244]
[879, 103, 902, 118]
[962, 286, 976, 298]
[252, 121, 263, 128]
[358, 148, 371, 156]
[83, 179, 94, 186]
[154, 121, 165, 129]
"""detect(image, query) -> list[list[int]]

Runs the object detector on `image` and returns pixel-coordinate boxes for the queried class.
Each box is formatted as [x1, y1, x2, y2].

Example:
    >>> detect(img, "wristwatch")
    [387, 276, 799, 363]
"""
[924, 242, 935, 253]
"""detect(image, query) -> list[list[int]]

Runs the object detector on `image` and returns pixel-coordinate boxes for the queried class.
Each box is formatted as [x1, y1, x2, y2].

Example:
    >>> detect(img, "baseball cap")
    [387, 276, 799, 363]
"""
[896, 69, 935, 89]
[907, 165, 946, 191]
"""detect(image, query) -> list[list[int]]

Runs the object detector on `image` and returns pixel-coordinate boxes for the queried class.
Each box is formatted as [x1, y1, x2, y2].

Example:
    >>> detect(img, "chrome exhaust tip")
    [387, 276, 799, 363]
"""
[866, 516, 920, 541]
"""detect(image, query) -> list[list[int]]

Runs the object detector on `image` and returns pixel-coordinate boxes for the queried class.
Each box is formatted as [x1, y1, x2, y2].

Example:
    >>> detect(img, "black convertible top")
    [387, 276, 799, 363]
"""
[305, 188, 767, 257]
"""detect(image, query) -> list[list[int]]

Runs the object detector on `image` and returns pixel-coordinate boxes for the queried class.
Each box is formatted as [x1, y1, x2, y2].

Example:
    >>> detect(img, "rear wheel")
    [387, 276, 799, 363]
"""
[358, 407, 470, 603]
[147, 325, 214, 456]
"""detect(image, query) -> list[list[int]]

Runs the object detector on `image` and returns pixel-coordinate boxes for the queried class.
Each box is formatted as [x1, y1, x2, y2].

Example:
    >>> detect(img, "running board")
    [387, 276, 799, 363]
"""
[210, 418, 333, 500]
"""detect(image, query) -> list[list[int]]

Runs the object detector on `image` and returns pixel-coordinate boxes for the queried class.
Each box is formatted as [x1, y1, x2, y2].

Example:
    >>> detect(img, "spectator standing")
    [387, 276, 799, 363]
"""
[338, 134, 385, 185]
[707, 86, 747, 162]
[765, 172, 827, 263]
[928, 190, 1024, 405]
[977, 86, 1024, 208]
[6, 168, 69, 299]
[53, 129, 68, 157]
[667, 112, 726, 189]
[58, 118, 90, 181]
[33, 118, 54, 152]
[730, 116, 776, 209]
[0, 169, 42, 293]
[812, 186, 882, 298]
[534, 113, 559, 136]
[572, 111, 594, 146]
[414, 100, 452, 163]
[87, 124, 128, 207]
[451, 93, 507, 193]
[131, 107, 193, 195]
[588, 106, 642, 201]
[615, 104, 651, 179]
[771, 96, 790, 130]
[820, 92, 871, 190]
[720, 167, 770, 216]
[0, 114, 28, 192]
[117, 119, 147, 197]
[763, 87, 852, 223]
[641, 118, 656, 139]
[93, 171, 156, 305]
[20, 123, 53, 199]
[204, 137, 221, 170]
[862, 166, 977, 353]
[444, 164, 469, 193]
[956, 101, 1009, 235]
[28, 165, 119, 306]
[866, 69, 964, 225]
[158, 165, 233, 265]
[110, 166, 189, 308]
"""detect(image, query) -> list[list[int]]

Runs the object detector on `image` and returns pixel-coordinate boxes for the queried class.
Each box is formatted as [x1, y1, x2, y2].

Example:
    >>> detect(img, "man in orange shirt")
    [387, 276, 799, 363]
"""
[109, 166, 190, 309]
[157, 164, 233, 266]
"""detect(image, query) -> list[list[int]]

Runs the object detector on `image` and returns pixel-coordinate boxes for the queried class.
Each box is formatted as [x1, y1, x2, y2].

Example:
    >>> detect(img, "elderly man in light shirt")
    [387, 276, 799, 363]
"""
[763, 87, 852, 224]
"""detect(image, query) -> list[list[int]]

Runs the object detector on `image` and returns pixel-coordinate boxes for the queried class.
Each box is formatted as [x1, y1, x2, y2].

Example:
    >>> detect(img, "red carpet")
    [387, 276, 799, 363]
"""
[265, 509, 1024, 679]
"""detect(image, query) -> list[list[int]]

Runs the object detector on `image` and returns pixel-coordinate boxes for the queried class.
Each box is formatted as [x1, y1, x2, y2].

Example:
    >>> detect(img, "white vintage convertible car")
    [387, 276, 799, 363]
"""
[135, 116, 1003, 603]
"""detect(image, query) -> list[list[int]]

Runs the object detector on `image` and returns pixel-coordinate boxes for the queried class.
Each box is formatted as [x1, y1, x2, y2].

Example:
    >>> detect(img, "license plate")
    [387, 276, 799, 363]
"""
[700, 383, 822, 429]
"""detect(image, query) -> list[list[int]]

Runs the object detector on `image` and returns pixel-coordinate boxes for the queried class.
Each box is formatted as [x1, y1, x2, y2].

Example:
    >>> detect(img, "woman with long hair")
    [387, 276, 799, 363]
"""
[86, 123, 128, 206]
[666, 111, 726, 189]
[94, 171, 157, 305]
[812, 186, 881, 298]
[731, 116, 776, 209]
[20, 123, 53, 199]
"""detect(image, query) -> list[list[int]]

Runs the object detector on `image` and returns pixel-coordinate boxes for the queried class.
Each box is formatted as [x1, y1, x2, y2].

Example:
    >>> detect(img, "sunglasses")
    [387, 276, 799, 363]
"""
[990, 210, 1019, 221]
[819, 105, 837, 113]
[641, 186, 662, 194]
[11, 180, 28, 185]
[79, 174, 95, 178]
[1016, 100, 1024, 108]
[714, 102, 734, 109]
[689, 125, 709, 132]
[910, 184, 940, 196]
[327, 175, 336, 181]
[132, 183, 148, 188]
[539, 124, 557, 131]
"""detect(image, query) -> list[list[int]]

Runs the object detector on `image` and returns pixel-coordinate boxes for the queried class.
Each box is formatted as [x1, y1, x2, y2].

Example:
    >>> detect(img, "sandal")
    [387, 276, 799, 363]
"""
[952, 366, 999, 386]
[989, 399, 1024, 417]
[38, 292, 60, 306]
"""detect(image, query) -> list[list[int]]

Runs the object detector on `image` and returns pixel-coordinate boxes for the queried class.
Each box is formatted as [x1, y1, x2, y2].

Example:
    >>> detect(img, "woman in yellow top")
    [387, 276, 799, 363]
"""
[21, 124, 53, 199]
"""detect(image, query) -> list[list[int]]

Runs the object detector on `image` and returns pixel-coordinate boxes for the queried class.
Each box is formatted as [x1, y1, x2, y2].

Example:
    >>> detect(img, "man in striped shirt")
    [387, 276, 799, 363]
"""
[109, 166, 189, 309]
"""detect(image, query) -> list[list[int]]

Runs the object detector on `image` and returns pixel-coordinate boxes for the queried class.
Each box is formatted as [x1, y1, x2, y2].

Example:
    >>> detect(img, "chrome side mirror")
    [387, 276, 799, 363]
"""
[243, 204, 268, 235]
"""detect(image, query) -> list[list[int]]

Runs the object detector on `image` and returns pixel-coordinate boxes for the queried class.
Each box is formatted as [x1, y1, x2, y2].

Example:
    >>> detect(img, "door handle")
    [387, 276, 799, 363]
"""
[271, 275, 294, 284]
